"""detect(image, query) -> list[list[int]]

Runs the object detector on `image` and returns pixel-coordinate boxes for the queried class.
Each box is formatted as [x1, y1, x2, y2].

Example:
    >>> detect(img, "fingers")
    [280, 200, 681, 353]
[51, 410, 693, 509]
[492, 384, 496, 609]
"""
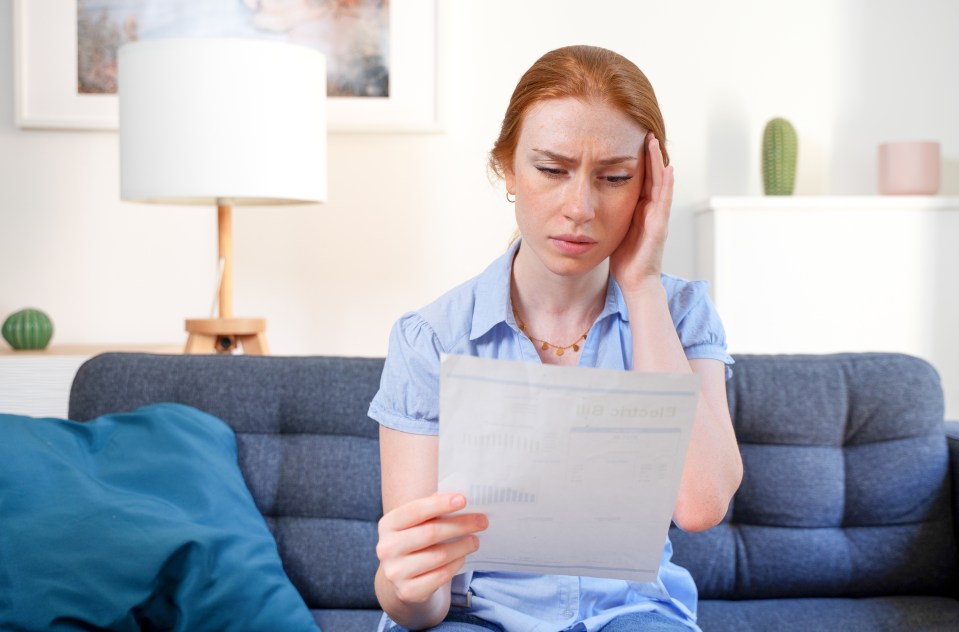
[388, 559, 466, 605]
[613, 133, 673, 284]
[644, 133, 674, 214]
[381, 531, 481, 596]
[378, 510, 489, 561]
[381, 491, 466, 532]
[642, 133, 654, 201]
[377, 493, 488, 606]
[647, 132, 664, 196]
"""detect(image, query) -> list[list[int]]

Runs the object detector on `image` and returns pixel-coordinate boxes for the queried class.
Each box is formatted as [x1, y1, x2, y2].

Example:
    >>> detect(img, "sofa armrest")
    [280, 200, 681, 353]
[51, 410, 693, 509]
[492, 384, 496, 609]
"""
[947, 420, 959, 572]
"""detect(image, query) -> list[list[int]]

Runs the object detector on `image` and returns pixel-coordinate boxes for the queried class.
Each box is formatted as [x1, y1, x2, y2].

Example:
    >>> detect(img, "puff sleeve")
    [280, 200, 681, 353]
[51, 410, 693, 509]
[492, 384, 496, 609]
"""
[664, 276, 735, 379]
[367, 312, 445, 435]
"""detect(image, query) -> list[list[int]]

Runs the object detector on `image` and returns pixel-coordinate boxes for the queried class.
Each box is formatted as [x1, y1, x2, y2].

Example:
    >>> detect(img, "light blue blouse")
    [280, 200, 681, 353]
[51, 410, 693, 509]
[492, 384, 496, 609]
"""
[368, 239, 733, 632]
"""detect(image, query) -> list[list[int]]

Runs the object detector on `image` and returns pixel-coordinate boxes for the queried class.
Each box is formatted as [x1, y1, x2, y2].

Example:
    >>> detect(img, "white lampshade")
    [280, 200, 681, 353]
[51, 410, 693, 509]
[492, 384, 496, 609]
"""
[118, 38, 327, 205]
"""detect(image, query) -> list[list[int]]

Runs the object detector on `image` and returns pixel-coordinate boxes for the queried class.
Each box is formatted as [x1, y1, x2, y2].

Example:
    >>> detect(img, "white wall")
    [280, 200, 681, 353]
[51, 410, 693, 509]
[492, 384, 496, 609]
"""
[1, 0, 958, 362]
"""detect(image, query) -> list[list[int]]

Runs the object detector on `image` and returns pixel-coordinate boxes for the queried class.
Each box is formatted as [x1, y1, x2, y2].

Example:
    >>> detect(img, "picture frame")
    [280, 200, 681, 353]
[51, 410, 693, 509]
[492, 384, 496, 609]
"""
[13, 0, 439, 133]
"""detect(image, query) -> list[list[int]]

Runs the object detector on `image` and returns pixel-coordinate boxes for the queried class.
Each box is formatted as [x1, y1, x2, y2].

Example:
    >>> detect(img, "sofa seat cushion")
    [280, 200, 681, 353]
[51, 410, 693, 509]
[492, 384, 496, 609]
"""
[698, 596, 959, 632]
[0, 404, 318, 631]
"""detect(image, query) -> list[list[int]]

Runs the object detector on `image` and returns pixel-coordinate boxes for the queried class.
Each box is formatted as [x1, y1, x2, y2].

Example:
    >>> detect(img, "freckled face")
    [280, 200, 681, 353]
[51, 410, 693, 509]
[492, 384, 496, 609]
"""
[506, 97, 647, 278]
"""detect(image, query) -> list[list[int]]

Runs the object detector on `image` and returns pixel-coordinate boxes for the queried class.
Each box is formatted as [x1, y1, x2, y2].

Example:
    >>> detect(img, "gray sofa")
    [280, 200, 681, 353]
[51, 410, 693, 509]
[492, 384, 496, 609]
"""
[68, 352, 959, 631]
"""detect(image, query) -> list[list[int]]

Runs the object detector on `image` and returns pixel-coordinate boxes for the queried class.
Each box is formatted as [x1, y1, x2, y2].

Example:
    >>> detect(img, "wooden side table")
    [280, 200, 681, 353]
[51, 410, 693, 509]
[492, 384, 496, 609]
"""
[0, 345, 180, 418]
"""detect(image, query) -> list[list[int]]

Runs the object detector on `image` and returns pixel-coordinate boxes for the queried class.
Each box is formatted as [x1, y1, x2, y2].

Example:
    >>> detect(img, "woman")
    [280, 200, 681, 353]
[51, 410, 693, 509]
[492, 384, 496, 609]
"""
[368, 45, 743, 632]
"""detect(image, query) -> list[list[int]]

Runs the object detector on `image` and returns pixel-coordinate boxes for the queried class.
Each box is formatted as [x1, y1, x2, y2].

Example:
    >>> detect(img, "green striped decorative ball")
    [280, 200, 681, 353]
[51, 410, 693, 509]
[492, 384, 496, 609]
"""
[2, 308, 54, 350]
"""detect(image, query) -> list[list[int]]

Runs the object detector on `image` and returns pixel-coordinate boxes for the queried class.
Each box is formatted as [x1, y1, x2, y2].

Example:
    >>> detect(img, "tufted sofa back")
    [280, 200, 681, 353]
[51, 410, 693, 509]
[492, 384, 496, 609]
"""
[669, 353, 959, 599]
[69, 353, 385, 611]
[70, 352, 959, 610]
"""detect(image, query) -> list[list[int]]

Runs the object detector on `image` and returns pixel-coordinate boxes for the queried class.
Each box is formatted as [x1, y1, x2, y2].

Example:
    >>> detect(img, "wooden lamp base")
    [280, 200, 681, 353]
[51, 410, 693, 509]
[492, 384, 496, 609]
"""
[183, 203, 271, 355]
[184, 318, 269, 355]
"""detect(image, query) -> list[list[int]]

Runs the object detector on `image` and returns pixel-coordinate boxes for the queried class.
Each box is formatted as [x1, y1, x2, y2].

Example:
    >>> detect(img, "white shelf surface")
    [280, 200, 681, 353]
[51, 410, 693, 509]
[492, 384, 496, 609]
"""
[0, 355, 92, 418]
[697, 196, 959, 419]
[699, 195, 959, 212]
[0, 345, 180, 419]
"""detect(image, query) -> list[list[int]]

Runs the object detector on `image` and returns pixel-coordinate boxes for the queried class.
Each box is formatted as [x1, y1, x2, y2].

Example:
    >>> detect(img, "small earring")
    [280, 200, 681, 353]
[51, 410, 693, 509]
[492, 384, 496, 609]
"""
[506, 191, 516, 203]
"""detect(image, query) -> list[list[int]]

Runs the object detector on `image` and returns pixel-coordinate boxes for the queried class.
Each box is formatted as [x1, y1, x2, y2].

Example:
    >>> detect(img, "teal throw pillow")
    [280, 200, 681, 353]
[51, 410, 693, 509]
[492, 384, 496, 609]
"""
[0, 403, 320, 631]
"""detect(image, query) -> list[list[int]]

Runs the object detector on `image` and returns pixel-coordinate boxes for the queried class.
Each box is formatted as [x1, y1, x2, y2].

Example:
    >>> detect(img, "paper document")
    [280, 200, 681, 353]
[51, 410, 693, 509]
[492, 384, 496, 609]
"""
[438, 354, 700, 582]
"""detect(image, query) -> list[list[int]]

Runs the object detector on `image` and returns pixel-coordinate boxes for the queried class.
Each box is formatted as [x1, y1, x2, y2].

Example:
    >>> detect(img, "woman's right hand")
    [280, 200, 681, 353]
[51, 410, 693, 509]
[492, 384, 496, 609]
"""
[376, 491, 488, 606]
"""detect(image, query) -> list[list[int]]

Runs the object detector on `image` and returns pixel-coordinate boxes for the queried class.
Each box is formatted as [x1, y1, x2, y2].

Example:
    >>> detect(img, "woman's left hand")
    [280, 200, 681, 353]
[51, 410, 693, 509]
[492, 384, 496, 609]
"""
[609, 132, 674, 292]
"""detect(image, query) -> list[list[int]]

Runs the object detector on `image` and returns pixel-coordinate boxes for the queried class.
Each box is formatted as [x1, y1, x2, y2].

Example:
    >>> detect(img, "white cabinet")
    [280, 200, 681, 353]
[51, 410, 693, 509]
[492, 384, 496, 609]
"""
[697, 196, 959, 418]
[0, 345, 180, 418]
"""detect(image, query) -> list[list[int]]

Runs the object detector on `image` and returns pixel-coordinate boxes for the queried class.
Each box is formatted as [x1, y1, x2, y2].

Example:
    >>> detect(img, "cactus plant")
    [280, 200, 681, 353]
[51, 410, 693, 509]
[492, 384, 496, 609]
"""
[2, 308, 54, 350]
[762, 118, 798, 195]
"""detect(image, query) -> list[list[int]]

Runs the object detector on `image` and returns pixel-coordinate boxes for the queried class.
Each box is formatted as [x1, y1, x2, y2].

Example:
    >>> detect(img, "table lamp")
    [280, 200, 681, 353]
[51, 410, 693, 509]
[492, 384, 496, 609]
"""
[118, 38, 327, 354]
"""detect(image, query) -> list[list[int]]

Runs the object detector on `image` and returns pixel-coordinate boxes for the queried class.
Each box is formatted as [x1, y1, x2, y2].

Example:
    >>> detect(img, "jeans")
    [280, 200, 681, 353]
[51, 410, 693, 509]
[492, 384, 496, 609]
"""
[385, 611, 504, 632]
[597, 611, 694, 631]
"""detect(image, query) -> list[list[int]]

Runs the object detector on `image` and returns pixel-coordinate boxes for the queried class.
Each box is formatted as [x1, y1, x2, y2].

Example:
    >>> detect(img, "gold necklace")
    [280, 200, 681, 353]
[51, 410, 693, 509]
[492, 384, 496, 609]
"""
[512, 308, 590, 356]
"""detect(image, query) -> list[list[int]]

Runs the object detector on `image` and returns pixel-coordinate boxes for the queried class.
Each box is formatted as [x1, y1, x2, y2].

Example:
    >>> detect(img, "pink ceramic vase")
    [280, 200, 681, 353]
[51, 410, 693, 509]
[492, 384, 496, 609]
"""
[878, 141, 940, 195]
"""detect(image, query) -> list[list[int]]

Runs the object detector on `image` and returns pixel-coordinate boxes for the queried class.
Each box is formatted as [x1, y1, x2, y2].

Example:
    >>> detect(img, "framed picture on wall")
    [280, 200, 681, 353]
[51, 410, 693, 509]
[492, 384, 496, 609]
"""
[13, 0, 439, 132]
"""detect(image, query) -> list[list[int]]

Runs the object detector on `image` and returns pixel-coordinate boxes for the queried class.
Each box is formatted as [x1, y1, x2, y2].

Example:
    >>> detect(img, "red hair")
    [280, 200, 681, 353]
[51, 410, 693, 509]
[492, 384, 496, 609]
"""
[489, 45, 668, 178]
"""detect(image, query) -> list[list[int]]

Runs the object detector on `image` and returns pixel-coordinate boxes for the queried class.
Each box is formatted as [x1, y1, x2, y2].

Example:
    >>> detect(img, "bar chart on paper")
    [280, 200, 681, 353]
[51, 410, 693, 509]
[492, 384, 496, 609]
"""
[460, 429, 544, 453]
[469, 484, 536, 504]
